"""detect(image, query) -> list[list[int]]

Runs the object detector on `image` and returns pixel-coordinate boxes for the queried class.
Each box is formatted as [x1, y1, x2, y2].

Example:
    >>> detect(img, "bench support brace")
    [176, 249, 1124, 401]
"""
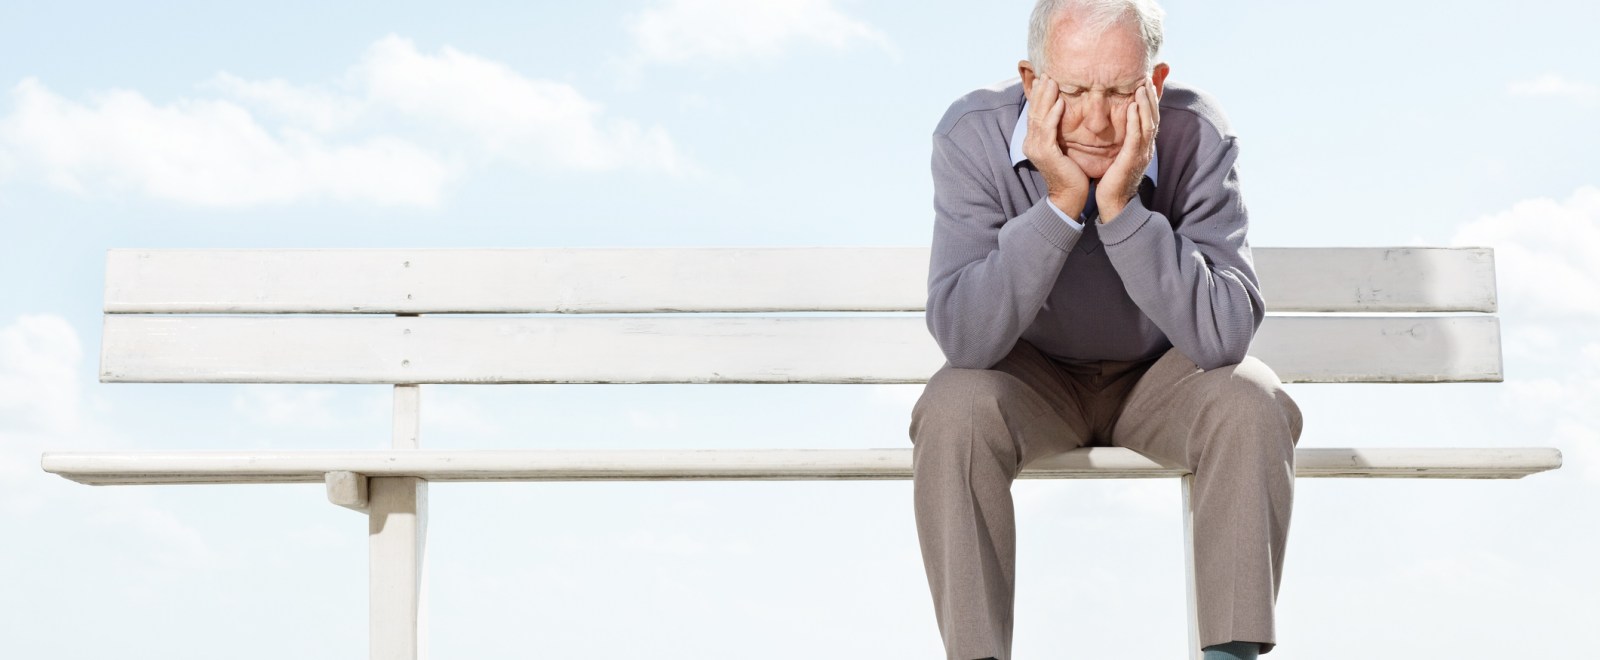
[327, 471, 369, 512]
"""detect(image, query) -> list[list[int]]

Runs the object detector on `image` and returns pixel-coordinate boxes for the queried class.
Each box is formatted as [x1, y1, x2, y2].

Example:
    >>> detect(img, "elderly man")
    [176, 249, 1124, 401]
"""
[909, 1, 1303, 659]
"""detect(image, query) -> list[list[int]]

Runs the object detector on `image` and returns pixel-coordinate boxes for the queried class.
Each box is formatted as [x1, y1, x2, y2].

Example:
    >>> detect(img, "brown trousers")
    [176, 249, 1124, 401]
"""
[909, 339, 1303, 659]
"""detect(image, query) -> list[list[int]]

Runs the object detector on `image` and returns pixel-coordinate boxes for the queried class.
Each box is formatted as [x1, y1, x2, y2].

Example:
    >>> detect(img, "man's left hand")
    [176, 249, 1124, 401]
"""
[1096, 78, 1160, 223]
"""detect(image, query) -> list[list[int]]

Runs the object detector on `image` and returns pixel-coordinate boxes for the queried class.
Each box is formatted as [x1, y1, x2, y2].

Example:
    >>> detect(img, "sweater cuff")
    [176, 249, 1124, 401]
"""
[1019, 197, 1084, 253]
[1044, 196, 1087, 231]
[1097, 193, 1156, 246]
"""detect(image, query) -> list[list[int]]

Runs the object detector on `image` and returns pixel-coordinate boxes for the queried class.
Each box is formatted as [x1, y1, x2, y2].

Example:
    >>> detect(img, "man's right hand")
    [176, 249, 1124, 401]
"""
[1022, 75, 1091, 219]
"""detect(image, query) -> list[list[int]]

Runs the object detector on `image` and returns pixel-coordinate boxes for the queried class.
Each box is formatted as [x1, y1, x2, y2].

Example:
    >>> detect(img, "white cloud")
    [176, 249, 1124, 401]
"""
[0, 314, 215, 566]
[206, 72, 363, 133]
[1453, 186, 1600, 322]
[0, 314, 82, 435]
[1452, 186, 1600, 481]
[626, 0, 894, 65]
[358, 35, 690, 173]
[1507, 73, 1600, 102]
[0, 34, 693, 207]
[0, 77, 451, 207]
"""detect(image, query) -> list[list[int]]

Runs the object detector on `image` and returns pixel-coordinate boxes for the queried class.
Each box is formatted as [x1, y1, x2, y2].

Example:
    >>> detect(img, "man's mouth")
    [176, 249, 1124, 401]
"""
[1066, 143, 1117, 155]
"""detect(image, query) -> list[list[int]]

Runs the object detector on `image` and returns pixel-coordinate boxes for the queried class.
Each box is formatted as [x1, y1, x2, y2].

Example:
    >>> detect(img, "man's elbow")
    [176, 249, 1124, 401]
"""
[1191, 341, 1252, 371]
[944, 350, 1002, 371]
[925, 299, 1006, 370]
[1190, 304, 1262, 370]
[933, 332, 1005, 371]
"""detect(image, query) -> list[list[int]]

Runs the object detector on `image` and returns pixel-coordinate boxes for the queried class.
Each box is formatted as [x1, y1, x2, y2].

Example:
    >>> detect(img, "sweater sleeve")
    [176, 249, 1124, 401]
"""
[1096, 134, 1264, 370]
[924, 131, 1085, 370]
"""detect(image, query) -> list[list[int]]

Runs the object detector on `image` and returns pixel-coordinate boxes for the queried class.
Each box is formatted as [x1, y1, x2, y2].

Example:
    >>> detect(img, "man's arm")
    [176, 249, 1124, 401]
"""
[925, 130, 1083, 370]
[1098, 131, 1264, 370]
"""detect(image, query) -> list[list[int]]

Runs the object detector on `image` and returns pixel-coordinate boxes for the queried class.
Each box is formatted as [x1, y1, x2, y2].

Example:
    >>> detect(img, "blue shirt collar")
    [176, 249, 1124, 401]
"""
[1009, 99, 1159, 186]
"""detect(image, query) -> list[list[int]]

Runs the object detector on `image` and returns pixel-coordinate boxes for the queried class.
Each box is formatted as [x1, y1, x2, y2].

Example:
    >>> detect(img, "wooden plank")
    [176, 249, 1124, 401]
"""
[104, 247, 1496, 314]
[1251, 316, 1502, 383]
[104, 247, 928, 314]
[1253, 247, 1496, 313]
[99, 314, 1502, 384]
[39, 447, 1564, 484]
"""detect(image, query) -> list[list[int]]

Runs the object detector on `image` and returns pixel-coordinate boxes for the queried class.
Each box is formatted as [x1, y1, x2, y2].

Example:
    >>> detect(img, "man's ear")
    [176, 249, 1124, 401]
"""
[1150, 62, 1171, 98]
[1019, 60, 1036, 94]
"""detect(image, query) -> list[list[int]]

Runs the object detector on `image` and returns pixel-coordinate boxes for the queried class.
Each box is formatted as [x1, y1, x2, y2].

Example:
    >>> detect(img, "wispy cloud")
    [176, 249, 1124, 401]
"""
[0, 314, 83, 435]
[625, 0, 895, 66]
[0, 34, 693, 207]
[0, 77, 453, 207]
[1452, 185, 1600, 482]
[357, 36, 691, 173]
[0, 314, 216, 568]
[1453, 186, 1600, 321]
[1507, 73, 1599, 102]
[205, 73, 364, 133]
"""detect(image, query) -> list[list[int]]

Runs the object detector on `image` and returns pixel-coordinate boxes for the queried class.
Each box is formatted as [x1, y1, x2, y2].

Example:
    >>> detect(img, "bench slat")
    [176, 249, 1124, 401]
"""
[41, 447, 1562, 484]
[100, 315, 1502, 384]
[104, 247, 1497, 314]
[100, 315, 1497, 386]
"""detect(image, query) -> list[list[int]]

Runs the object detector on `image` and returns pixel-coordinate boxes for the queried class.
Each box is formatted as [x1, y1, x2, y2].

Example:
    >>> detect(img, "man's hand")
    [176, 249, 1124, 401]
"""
[1096, 77, 1160, 223]
[1023, 75, 1091, 218]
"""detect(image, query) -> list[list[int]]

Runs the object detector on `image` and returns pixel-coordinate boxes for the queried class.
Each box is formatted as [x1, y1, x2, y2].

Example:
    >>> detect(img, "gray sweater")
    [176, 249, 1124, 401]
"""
[926, 78, 1263, 371]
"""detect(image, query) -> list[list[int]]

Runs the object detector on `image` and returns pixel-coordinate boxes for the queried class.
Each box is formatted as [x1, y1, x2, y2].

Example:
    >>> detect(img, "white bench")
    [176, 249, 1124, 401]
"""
[43, 246, 1561, 659]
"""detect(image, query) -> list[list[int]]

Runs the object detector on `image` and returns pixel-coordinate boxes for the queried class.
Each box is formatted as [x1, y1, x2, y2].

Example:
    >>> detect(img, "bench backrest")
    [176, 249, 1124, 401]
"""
[99, 247, 1501, 385]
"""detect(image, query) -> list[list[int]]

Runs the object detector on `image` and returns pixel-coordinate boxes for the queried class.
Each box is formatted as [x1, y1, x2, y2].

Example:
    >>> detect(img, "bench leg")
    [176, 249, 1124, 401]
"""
[370, 476, 429, 660]
[1182, 474, 1201, 660]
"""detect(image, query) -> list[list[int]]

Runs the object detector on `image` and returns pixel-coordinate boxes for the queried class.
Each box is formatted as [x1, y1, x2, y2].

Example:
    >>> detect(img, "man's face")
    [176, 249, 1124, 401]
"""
[1027, 15, 1163, 179]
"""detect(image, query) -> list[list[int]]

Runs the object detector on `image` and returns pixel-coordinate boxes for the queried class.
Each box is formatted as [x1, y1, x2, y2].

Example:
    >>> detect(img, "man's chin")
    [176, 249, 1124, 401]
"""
[1067, 153, 1114, 180]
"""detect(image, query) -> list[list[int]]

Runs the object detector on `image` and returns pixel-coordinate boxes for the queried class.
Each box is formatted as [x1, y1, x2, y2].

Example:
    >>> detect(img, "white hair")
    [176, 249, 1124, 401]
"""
[1027, 0, 1165, 73]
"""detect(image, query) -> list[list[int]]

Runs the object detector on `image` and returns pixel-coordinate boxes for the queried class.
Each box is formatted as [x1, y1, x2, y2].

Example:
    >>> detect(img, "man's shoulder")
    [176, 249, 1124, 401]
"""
[933, 77, 1024, 140]
[1158, 81, 1237, 145]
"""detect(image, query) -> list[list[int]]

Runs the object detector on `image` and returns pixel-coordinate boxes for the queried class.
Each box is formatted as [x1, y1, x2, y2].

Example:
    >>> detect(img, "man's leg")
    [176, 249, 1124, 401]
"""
[1110, 348, 1303, 655]
[909, 339, 1091, 660]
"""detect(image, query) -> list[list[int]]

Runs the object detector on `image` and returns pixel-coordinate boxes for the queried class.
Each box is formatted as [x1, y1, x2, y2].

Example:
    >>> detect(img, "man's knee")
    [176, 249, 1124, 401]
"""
[1202, 357, 1303, 449]
[910, 366, 1028, 463]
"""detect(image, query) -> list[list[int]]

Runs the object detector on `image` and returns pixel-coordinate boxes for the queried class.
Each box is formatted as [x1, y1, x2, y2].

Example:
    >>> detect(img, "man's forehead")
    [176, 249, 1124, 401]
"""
[1052, 73, 1146, 90]
[1044, 12, 1151, 87]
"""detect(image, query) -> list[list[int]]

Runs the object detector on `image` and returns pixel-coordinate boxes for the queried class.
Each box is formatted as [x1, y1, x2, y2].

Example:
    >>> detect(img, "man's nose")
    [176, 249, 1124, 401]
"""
[1080, 95, 1112, 135]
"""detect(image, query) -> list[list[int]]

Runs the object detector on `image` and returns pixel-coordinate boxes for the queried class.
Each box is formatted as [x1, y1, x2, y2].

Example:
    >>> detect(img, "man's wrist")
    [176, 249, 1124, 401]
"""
[1096, 191, 1133, 224]
[1043, 196, 1085, 230]
[1098, 200, 1123, 224]
[1048, 192, 1086, 219]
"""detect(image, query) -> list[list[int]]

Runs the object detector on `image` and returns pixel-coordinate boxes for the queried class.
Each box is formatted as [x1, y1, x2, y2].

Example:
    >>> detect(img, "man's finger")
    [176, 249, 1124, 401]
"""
[1137, 86, 1153, 139]
[1041, 95, 1065, 154]
[1028, 74, 1053, 123]
[1146, 78, 1161, 134]
[1123, 100, 1141, 153]
[1102, 103, 1138, 177]
[1025, 78, 1047, 148]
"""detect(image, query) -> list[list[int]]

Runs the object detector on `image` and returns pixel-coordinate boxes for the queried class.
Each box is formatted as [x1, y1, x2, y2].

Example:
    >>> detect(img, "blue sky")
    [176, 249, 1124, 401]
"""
[2, 1, 1598, 657]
